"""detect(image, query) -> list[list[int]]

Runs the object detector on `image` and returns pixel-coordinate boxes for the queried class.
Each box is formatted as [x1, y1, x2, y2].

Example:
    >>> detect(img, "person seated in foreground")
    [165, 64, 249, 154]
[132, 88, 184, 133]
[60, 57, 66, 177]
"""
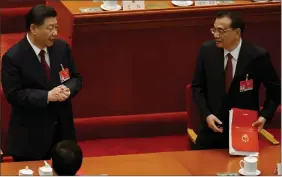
[52, 140, 83, 176]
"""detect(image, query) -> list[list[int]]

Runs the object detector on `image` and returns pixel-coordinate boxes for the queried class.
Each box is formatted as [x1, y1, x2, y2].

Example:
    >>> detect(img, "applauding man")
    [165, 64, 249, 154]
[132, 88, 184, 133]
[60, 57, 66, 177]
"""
[1, 4, 82, 161]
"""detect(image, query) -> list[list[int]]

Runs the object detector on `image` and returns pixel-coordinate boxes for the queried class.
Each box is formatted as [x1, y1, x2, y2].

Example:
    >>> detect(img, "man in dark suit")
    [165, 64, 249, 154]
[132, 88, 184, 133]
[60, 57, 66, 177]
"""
[1, 4, 82, 161]
[191, 11, 280, 150]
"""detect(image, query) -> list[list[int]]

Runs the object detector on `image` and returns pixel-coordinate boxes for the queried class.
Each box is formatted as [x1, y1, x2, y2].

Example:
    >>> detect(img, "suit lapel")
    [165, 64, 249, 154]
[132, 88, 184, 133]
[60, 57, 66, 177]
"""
[214, 47, 226, 93]
[233, 41, 251, 80]
[48, 46, 61, 88]
[230, 40, 251, 90]
[23, 37, 49, 86]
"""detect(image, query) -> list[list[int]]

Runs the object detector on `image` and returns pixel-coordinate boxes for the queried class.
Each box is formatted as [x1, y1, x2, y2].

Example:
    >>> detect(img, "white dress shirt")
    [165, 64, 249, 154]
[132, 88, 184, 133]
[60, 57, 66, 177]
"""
[26, 34, 50, 67]
[224, 38, 242, 77]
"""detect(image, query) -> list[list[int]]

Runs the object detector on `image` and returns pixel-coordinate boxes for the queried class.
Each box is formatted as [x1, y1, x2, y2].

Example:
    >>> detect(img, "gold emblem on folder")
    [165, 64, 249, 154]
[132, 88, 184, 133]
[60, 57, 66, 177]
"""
[242, 134, 249, 143]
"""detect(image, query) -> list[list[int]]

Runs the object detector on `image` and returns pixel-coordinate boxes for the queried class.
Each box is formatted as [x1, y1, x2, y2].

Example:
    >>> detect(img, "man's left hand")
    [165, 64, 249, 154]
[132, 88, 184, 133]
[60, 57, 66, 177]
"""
[252, 116, 266, 132]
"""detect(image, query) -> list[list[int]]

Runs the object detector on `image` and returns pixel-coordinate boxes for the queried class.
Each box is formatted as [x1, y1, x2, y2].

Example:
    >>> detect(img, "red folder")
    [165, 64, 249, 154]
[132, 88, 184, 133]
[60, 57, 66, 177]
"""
[231, 108, 259, 152]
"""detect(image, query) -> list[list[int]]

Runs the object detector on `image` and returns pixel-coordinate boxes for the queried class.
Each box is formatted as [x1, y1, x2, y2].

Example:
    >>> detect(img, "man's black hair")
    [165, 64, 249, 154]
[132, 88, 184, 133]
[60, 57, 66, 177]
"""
[26, 4, 57, 31]
[52, 140, 83, 176]
[216, 11, 245, 34]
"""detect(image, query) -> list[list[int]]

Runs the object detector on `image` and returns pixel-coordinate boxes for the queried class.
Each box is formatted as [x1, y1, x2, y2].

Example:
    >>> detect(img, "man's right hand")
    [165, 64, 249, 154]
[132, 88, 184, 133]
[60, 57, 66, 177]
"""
[206, 114, 223, 133]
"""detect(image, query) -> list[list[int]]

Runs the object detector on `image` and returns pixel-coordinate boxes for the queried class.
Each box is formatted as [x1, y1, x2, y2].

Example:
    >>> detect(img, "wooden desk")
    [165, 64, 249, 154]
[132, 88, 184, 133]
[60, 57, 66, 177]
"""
[173, 145, 280, 175]
[55, 0, 258, 14]
[47, 0, 281, 119]
[0, 152, 191, 176]
[0, 145, 280, 175]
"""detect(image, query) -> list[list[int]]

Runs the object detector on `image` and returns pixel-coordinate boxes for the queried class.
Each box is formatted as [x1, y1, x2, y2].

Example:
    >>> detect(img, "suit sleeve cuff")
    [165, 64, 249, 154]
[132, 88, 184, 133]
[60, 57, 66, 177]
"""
[260, 108, 275, 122]
[202, 110, 211, 121]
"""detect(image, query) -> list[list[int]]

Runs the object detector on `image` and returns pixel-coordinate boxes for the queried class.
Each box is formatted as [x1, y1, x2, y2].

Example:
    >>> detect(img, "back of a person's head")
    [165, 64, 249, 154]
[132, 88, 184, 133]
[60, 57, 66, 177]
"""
[52, 140, 83, 176]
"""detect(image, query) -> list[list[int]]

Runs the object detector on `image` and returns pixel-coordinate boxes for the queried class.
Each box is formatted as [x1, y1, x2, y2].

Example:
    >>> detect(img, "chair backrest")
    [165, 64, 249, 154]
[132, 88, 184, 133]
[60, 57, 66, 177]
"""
[0, 7, 30, 34]
[0, 0, 45, 8]
[185, 84, 201, 130]
[0, 0, 45, 34]
[0, 84, 11, 155]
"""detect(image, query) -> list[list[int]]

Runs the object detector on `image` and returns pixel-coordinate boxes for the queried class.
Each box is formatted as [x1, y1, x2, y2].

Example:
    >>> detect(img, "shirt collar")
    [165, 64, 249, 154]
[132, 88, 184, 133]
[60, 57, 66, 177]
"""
[26, 34, 48, 56]
[224, 38, 242, 60]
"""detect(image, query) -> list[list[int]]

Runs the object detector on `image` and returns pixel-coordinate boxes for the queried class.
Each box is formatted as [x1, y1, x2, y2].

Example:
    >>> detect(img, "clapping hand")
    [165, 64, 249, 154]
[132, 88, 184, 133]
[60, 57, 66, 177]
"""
[56, 85, 71, 102]
[48, 85, 71, 102]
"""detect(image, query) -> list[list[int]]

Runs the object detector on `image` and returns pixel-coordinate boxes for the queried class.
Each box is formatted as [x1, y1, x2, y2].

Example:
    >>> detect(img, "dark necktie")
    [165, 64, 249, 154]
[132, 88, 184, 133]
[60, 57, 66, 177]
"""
[225, 53, 233, 92]
[39, 50, 50, 80]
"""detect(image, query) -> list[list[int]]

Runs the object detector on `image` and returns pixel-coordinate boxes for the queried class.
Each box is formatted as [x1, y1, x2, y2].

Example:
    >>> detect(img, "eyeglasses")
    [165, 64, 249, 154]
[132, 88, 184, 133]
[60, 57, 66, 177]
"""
[210, 28, 233, 35]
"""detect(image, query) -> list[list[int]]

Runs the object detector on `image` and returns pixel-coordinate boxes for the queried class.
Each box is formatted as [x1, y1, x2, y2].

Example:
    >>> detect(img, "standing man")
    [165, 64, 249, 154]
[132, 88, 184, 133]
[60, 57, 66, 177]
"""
[191, 11, 280, 150]
[1, 4, 82, 161]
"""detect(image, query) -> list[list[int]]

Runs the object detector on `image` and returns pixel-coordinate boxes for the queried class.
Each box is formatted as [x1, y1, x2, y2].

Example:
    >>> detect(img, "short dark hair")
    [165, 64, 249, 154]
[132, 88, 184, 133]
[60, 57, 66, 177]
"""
[26, 4, 57, 31]
[216, 11, 245, 34]
[52, 140, 83, 176]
